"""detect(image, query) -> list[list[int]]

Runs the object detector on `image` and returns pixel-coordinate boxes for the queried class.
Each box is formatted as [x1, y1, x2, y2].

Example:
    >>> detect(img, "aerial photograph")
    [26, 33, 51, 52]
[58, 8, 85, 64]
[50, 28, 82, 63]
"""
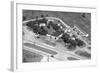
[22, 10, 91, 63]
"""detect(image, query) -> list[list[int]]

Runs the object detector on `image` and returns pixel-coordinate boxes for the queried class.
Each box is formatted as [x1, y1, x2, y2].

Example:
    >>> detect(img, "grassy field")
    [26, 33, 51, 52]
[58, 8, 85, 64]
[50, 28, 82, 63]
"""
[23, 49, 43, 62]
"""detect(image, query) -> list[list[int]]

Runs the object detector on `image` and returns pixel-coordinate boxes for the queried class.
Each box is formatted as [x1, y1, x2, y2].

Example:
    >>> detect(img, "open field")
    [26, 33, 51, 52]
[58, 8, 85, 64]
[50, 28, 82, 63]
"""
[23, 49, 43, 62]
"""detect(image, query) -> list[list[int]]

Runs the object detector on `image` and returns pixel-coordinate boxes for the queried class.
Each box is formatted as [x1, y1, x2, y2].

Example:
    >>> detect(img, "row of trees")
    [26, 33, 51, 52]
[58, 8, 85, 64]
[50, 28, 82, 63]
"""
[61, 33, 85, 50]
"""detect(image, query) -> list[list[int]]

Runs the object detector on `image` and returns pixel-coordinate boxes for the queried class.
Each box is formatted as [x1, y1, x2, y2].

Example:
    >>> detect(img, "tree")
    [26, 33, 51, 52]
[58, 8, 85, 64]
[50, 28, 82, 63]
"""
[69, 39, 77, 47]
[32, 25, 40, 34]
[48, 21, 60, 31]
[52, 30, 63, 37]
[75, 38, 85, 47]
[61, 33, 70, 43]
[38, 27, 48, 35]
[67, 43, 76, 50]
[82, 13, 86, 18]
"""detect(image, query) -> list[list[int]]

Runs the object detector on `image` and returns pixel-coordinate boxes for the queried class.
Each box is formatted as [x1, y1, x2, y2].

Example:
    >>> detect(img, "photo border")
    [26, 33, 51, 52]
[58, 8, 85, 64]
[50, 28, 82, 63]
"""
[11, 1, 97, 71]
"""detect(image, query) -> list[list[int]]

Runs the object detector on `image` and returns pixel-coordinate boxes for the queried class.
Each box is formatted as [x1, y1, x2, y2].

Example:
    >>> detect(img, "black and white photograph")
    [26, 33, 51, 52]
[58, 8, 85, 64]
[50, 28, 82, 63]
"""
[10, 1, 97, 71]
[22, 10, 91, 63]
